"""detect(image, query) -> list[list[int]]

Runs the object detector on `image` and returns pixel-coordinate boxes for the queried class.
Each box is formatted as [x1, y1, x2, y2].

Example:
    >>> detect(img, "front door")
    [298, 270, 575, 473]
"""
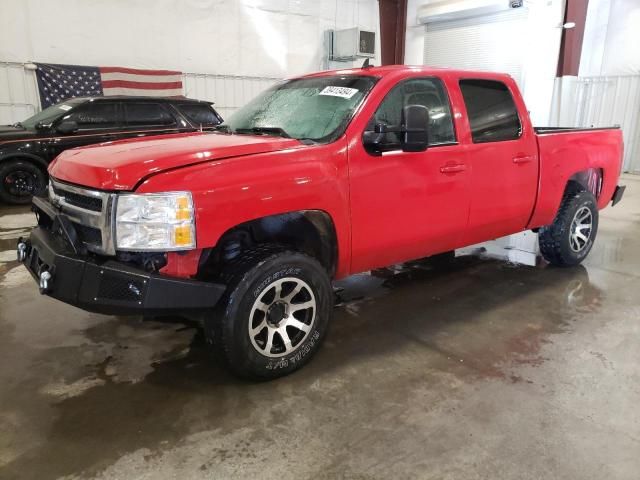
[349, 77, 470, 273]
[46, 100, 124, 158]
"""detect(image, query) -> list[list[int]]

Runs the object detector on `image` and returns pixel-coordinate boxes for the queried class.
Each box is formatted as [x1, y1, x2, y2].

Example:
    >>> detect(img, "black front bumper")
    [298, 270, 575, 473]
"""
[19, 198, 225, 315]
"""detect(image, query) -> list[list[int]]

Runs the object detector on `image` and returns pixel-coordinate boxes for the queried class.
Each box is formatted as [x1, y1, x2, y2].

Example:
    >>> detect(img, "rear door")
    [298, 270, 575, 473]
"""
[120, 101, 187, 140]
[457, 78, 538, 245]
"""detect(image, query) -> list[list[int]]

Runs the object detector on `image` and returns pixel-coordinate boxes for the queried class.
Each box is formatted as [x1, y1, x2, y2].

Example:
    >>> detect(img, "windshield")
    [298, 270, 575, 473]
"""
[19, 98, 87, 129]
[222, 75, 377, 142]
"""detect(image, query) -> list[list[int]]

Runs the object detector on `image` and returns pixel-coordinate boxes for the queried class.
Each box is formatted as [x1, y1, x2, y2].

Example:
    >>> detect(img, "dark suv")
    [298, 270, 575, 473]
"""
[0, 96, 223, 204]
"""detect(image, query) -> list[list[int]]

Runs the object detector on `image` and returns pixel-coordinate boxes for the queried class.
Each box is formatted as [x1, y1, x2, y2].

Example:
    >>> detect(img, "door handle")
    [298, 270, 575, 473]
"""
[513, 155, 535, 164]
[440, 164, 467, 174]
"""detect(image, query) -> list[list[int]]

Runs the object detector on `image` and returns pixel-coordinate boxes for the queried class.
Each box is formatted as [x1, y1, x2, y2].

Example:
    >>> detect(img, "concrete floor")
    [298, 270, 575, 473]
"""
[0, 176, 639, 480]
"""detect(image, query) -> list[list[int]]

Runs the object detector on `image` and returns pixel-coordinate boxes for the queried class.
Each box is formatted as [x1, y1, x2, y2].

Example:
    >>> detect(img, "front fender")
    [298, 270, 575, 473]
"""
[134, 139, 353, 278]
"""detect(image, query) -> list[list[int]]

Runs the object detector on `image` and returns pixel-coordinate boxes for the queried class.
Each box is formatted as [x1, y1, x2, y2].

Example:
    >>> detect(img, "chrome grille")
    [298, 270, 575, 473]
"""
[51, 183, 103, 212]
[48, 179, 117, 255]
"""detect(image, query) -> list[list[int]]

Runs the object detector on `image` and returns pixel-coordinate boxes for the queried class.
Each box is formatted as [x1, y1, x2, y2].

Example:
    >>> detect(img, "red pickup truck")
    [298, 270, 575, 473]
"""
[18, 65, 625, 379]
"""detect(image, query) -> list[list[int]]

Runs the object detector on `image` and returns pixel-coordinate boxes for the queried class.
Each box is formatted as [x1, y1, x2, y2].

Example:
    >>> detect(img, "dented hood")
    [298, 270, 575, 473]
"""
[49, 131, 302, 190]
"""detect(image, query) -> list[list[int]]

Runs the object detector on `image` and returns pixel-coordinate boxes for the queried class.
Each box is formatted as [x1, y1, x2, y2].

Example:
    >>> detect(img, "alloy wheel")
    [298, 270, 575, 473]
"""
[570, 206, 593, 252]
[248, 277, 316, 357]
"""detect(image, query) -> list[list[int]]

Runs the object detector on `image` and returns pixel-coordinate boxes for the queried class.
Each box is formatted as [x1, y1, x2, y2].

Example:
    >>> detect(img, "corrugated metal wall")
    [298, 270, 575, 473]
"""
[0, 62, 41, 125]
[0, 61, 282, 124]
[182, 73, 280, 120]
[551, 75, 640, 173]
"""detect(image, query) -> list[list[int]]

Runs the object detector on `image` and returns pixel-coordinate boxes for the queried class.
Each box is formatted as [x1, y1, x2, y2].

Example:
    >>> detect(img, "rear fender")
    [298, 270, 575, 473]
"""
[528, 128, 622, 228]
[529, 168, 602, 229]
[569, 168, 603, 198]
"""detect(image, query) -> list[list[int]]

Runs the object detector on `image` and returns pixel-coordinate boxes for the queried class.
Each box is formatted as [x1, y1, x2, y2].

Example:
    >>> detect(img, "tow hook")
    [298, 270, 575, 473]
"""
[39, 269, 52, 294]
[16, 239, 28, 262]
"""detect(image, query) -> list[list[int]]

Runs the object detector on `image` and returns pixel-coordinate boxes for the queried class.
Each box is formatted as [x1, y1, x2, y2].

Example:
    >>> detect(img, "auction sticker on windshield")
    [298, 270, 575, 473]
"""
[319, 86, 359, 99]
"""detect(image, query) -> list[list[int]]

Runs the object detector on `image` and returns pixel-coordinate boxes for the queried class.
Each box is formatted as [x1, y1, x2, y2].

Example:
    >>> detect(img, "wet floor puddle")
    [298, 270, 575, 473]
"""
[0, 206, 608, 479]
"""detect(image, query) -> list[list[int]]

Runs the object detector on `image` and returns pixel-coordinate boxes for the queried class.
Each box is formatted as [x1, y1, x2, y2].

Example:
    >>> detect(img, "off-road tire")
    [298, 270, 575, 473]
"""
[205, 245, 332, 379]
[0, 159, 47, 204]
[539, 189, 598, 267]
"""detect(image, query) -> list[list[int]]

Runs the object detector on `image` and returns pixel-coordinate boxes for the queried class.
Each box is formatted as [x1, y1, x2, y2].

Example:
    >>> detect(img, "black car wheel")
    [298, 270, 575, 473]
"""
[0, 160, 47, 205]
[205, 245, 332, 379]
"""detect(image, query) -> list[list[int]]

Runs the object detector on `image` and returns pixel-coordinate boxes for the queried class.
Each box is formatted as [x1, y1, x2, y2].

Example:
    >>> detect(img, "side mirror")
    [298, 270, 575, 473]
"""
[362, 122, 390, 154]
[401, 105, 429, 152]
[56, 120, 79, 134]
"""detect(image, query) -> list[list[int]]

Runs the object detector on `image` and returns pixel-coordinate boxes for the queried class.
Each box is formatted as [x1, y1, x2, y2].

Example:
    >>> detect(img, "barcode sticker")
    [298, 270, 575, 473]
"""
[319, 86, 359, 99]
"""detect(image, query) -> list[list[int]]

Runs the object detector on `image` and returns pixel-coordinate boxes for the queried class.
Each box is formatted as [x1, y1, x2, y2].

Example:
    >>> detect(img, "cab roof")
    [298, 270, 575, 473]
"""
[68, 96, 213, 105]
[299, 64, 514, 81]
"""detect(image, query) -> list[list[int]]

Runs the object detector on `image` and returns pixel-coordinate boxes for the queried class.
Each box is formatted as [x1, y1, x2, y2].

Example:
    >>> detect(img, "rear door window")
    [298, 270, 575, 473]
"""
[459, 79, 521, 143]
[64, 102, 121, 130]
[124, 103, 177, 128]
[176, 103, 221, 126]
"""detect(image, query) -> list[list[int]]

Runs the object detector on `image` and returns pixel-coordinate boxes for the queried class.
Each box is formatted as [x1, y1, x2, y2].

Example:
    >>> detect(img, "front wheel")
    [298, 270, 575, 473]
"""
[539, 190, 599, 267]
[0, 159, 47, 204]
[206, 246, 332, 379]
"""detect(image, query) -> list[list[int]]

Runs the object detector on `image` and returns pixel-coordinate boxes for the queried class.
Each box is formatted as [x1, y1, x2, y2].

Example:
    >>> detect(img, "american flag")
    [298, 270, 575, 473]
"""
[35, 63, 184, 108]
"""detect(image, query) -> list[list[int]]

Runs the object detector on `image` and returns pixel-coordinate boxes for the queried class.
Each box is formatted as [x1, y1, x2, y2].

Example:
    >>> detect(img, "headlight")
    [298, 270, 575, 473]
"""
[115, 192, 196, 251]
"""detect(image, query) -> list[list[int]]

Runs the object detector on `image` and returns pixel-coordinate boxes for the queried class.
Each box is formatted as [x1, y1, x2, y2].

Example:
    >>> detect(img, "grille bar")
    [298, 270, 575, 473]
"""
[52, 184, 103, 212]
[49, 179, 116, 255]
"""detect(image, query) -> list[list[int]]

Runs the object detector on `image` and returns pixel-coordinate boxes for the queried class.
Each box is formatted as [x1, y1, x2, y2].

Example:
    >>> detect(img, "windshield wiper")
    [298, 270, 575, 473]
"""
[235, 127, 291, 138]
[12, 122, 24, 129]
[213, 124, 231, 133]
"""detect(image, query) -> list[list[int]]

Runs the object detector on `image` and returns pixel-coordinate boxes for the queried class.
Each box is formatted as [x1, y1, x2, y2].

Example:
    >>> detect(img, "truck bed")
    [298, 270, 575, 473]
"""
[527, 126, 624, 229]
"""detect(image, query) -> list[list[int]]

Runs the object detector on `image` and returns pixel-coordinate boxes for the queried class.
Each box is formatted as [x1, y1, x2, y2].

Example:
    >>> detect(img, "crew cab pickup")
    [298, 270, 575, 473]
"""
[0, 96, 222, 204]
[18, 65, 625, 379]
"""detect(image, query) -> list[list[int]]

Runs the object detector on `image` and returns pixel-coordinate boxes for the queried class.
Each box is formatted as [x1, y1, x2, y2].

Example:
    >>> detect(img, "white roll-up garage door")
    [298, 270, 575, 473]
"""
[423, 8, 530, 86]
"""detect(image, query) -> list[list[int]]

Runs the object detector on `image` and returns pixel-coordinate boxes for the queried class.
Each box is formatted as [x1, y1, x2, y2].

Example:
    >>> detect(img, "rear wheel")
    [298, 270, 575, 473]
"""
[539, 189, 598, 267]
[205, 245, 332, 379]
[0, 159, 47, 204]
